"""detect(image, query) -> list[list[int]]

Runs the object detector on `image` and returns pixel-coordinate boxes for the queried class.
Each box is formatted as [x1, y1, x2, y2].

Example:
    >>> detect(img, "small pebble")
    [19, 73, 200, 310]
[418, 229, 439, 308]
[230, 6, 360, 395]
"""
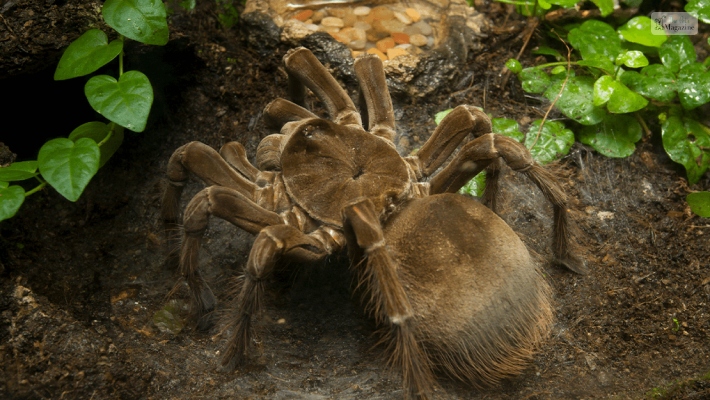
[321, 16, 344, 28]
[311, 11, 325, 23]
[391, 32, 410, 45]
[353, 6, 371, 16]
[367, 48, 387, 61]
[376, 37, 396, 53]
[386, 47, 408, 60]
[349, 38, 367, 50]
[292, 9, 313, 22]
[409, 33, 428, 47]
[413, 21, 432, 36]
[393, 11, 412, 25]
[405, 8, 421, 22]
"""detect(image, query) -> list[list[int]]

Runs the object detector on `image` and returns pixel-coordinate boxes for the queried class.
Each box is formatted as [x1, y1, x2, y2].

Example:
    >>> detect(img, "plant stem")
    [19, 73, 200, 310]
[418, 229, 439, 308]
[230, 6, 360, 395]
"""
[119, 35, 125, 76]
[97, 123, 115, 147]
[24, 181, 47, 197]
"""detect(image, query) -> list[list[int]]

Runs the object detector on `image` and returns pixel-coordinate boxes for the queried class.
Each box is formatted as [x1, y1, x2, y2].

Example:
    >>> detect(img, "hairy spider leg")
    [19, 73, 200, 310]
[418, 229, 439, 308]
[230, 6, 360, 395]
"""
[221, 224, 344, 370]
[428, 133, 587, 274]
[284, 47, 362, 127]
[353, 55, 396, 142]
[342, 198, 435, 400]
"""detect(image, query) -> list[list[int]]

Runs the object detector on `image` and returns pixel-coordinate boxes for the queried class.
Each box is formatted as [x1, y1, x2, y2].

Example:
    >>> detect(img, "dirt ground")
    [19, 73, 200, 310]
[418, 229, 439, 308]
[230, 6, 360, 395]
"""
[1, 1, 709, 399]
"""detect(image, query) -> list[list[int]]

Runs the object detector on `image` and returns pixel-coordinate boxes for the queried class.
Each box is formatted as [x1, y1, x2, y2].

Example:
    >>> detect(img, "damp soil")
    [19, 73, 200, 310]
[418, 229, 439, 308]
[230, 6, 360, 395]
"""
[1, 1, 709, 399]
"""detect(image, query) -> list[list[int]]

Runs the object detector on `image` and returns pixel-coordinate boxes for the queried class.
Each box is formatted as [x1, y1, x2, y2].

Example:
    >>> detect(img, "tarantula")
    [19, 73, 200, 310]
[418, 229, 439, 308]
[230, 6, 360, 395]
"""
[161, 47, 584, 399]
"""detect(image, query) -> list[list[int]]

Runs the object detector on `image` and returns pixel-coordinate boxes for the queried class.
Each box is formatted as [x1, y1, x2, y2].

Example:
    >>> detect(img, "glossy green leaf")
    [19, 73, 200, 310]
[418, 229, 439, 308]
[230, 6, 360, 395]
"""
[660, 35, 696, 73]
[676, 63, 710, 110]
[492, 118, 524, 142]
[544, 75, 606, 125]
[0, 182, 8, 189]
[578, 114, 642, 157]
[505, 59, 522, 74]
[606, 80, 649, 114]
[618, 17, 667, 47]
[687, 191, 710, 217]
[85, 71, 153, 132]
[619, 65, 677, 102]
[54, 29, 123, 80]
[661, 112, 710, 184]
[520, 67, 551, 94]
[685, 0, 710, 24]
[590, 0, 614, 16]
[568, 20, 621, 62]
[0, 185, 25, 221]
[524, 120, 575, 164]
[69, 122, 125, 167]
[616, 50, 649, 68]
[593, 75, 615, 106]
[434, 109, 453, 125]
[38, 138, 100, 202]
[0, 161, 39, 181]
[578, 56, 616, 75]
[551, 66, 567, 75]
[459, 172, 486, 198]
[532, 46, 564, 61]
[547, 0, 578, 7]
[537, 0, 552, 9]
[103, 0, 169, 45]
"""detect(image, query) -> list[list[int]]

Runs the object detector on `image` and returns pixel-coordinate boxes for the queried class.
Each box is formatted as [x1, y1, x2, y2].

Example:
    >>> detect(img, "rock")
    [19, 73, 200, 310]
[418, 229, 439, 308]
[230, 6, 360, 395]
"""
[387, 47, 408, 60]
[366, 48, 387, 61]
[321, 16, 344, 28]
[410, 33, 428, 47]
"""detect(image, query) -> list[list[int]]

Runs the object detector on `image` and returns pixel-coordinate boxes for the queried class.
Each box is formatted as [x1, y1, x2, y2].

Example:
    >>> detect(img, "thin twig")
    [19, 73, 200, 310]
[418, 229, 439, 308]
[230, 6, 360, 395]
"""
[501, 17, 540, 89]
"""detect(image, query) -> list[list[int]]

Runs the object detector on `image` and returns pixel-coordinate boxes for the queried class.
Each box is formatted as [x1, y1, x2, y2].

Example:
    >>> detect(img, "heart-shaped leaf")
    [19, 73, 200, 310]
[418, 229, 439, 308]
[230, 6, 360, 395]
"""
[69, 122, 125, 167]
[685, 0, 710, 24]
[593, 75, 616, 106]
[568, 20, 621, 62]
[618, 17, 667, 47]
[102, 0, 169, 46]
[520, 67, 551, 94]
[578, 55, 616, 75]
[590, 0, 614, 16]
[606, 81, 649, 114]
[676, 63, 710, 110]
[661, 111, 710, 184]
[38, 138, 100, 202]
[0, 185, 25, 222]
[525, 120, 575, 164]
[660, 35, 696, 73]
[544, 75, 607, 125]
[434, 109, 453, 125]
[578, 114, 642, 157]
[85, 71, 153, 132]
[54, 29, 123, 80]
[620, 65, 677, 102]
[0, 161, 39, 182]
[687, 191, 710, 217]
[492, 117, 524, 142]
[616, 50, 649, 68]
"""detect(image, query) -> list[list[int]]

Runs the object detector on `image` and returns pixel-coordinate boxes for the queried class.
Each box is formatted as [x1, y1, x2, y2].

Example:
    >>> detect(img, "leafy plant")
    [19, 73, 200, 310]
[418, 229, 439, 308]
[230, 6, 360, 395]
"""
[433, 110, 574, 197]
[506, 17, 710, 215]
[0, 0, 169, 222]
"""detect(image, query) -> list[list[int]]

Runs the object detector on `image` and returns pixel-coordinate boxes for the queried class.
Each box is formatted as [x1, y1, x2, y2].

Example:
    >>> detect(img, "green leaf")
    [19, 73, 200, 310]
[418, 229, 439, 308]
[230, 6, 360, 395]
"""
[0, 185, 25, 221]
[590, 0, 614, 16]
[0, 182, 8, 189]
[619, 65, 677, 103]
[578, 114, 642, 157]
[38, 138, 100, 202]
[661, 112, 710, 184]
[524, 120, 575, 164]
[568, 20, 621, 62]
[544, 74, 606, 125]
[685, 0, 710, 24]
[660, 35, 696, 73]
[676, 63, 710, 110]
[54, 29, 123, 81]
[551, 65, 567, 75]
[618, 17, 667, 47]
[459, 172, 486, 197]
[69, 122, 125, 167]
[434, 109, 453, 125]
[578, 56, 616, 75]
[0, 161, 39, 181]
[506, 58, 522, 74]
[492, 118, 524, 142]
[532, 46, 564, 61]
[547, 0, 578, 7]
[85, 71, 154, 132]
[520, 67, 551, 94]
[687, 191, 710, 217]
[593, 75, 616, 106]
[616, 50, 649, 68]
[102, 0, 169, 46]
[606, 80, 649, 114]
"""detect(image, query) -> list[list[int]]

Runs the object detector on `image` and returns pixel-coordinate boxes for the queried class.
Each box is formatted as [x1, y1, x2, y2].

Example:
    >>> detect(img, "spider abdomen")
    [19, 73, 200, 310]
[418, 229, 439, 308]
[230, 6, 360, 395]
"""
[383, 194, 553, 386]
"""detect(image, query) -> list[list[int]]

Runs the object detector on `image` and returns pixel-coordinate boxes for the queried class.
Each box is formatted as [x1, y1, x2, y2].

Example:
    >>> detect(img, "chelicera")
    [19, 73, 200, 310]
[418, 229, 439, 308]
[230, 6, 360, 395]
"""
[161, 47, 585, 399]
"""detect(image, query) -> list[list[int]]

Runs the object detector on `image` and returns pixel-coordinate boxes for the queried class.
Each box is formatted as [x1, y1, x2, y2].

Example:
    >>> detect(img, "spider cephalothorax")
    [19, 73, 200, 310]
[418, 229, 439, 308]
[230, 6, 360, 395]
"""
[161, 47, 584, 399]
